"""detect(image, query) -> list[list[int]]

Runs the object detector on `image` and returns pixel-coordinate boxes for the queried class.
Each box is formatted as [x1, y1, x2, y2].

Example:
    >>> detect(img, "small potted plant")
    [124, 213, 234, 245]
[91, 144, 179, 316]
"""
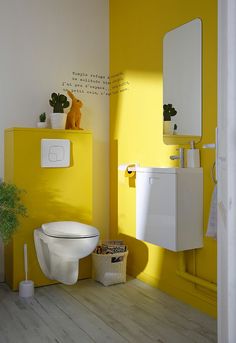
[37, 112, 47, 128]
[163, 104, 177, 134]
[49, 92, 70, 129]
[0, 182, 27, 244]
[173, 123, 178, 135]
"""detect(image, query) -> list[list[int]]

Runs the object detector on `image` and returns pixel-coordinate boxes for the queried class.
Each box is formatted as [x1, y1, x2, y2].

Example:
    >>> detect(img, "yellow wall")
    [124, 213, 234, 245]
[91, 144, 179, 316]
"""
[4, 128, 93, 290]
[110, 0, 217, 316]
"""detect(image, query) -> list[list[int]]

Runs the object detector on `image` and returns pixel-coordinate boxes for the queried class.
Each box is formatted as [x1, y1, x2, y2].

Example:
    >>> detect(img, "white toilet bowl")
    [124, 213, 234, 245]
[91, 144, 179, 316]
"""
[34, 221, 99, 285]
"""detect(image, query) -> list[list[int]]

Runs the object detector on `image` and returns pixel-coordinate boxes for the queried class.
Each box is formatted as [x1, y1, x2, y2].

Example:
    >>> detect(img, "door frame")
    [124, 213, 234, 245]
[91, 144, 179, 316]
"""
[218, 0, 236, 341]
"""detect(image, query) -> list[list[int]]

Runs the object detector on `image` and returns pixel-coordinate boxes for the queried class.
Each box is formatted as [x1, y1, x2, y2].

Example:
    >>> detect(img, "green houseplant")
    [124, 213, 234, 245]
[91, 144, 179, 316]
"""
[37, 112, 47, 128]
[39, 112, 46, 122]
[0, 182, 27, 243]
[173, 123, 178, 135]
[49, 93, 70, 129]
[49, 93, 70, 113]
[163, 104, 177, 134]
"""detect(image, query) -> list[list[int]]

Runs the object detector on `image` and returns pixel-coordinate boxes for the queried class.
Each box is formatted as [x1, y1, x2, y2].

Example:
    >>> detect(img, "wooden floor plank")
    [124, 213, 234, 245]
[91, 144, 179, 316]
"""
[0, 284, 64, 343]
[61, 279, 216, 343]
[0, 278, 217, 343]
[38, 285, 128, 343]
[106, 279, 216, 342]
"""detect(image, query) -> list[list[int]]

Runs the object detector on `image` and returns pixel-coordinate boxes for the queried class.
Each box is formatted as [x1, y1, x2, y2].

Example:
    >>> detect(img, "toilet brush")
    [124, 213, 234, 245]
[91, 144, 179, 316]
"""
[19, 243, 34, 298]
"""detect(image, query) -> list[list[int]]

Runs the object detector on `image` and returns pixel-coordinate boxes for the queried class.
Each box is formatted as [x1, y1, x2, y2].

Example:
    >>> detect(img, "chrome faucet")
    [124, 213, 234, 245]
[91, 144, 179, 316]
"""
[170, 148, 185, 168]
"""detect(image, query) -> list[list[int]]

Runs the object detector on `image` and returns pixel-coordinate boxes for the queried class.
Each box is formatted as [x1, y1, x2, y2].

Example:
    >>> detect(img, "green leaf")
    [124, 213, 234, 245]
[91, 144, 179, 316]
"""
[63, 100, 70, 108]
[51, 93, 58, 101]
[0, 182, 27, 244]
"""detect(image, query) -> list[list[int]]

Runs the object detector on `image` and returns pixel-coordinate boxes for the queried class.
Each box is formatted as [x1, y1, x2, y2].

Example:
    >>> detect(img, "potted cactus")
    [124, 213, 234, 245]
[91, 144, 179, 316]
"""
[37, 112, 47, 128]
[173, 123, 178, 135]
[163, 104, 177, 134]
[49, 93, 70, 129]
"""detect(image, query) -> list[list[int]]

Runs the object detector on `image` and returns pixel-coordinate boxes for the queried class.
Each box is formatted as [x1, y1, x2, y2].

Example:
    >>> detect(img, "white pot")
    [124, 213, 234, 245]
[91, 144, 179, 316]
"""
[163, 121, 172, 135]
[50, 113, 67, 129]
[37, 122, 48, 128]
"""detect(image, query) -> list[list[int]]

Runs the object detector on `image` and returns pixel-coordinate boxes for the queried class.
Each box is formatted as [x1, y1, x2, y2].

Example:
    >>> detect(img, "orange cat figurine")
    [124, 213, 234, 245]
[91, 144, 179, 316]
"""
[66, 90, 83, 130]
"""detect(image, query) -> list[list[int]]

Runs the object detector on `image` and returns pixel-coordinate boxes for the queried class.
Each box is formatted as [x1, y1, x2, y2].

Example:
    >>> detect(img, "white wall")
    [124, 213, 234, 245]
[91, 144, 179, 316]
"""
[0, 0, 109, 281]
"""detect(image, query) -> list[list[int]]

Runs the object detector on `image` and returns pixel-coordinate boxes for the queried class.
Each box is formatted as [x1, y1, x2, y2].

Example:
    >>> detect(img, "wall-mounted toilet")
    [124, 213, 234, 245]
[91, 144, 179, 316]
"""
[34, 221, 99, 285]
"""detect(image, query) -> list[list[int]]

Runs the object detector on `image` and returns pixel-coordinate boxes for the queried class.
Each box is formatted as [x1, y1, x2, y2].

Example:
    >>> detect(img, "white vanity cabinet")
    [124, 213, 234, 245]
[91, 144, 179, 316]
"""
[136, 167, 203, 251]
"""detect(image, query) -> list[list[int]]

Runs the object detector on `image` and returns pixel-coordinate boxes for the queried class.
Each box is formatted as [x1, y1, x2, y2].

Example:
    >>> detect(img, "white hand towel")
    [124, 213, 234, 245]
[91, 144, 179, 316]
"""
[206, 186, 217, 239]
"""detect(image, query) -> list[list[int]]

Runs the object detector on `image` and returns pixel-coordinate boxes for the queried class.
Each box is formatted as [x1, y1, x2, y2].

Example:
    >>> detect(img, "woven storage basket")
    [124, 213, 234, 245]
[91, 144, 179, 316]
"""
[92, 251, 128, 286]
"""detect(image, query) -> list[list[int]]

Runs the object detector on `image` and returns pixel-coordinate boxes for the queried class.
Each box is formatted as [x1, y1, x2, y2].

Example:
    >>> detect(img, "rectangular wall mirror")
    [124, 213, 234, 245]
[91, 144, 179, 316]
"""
[163, 18, 202, 145]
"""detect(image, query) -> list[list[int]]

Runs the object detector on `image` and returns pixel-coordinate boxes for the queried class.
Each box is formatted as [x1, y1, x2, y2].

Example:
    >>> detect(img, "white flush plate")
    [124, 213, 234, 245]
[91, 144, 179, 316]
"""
[41, 139, 70, 168]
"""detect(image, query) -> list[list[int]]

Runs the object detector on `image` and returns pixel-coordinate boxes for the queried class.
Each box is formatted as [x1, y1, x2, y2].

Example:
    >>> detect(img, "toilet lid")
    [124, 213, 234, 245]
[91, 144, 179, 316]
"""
[42, 221, 99, 238]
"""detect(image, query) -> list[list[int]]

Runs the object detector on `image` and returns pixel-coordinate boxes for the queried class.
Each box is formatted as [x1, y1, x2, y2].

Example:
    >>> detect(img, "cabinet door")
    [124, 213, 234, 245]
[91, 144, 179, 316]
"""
[136, 172, 177, 250]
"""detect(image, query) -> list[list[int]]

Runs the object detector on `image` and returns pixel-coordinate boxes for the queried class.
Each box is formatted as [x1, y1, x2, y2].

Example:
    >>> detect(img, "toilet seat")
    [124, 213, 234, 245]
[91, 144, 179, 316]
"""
[42, 221, 99, 239]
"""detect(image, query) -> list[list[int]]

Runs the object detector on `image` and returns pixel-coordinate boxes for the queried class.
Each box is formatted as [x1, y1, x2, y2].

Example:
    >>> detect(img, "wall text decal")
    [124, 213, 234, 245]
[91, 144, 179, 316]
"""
[61, 72, 130, 96]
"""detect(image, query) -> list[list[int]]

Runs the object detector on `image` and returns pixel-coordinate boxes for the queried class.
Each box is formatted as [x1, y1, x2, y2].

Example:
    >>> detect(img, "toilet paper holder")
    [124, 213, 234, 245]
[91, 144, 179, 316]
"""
[118, 163, 139, 178]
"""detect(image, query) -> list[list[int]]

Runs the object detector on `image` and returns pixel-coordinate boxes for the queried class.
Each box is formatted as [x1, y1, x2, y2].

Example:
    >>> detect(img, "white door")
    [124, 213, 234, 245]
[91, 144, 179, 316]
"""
[218, 0, 236, 341]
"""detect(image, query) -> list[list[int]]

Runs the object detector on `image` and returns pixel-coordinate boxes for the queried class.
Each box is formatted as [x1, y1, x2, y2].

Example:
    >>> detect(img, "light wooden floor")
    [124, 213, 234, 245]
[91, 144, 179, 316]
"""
[0, 278, 217, 343]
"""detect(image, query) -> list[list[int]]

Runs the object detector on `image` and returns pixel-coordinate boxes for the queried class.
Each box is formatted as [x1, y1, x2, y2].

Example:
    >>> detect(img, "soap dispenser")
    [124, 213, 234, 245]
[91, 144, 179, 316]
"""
[187, 140, 200, 168]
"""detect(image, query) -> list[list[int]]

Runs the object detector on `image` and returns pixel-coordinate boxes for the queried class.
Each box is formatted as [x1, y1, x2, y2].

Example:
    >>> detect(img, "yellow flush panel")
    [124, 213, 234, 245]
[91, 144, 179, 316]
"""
[4, 128, 93, 290]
